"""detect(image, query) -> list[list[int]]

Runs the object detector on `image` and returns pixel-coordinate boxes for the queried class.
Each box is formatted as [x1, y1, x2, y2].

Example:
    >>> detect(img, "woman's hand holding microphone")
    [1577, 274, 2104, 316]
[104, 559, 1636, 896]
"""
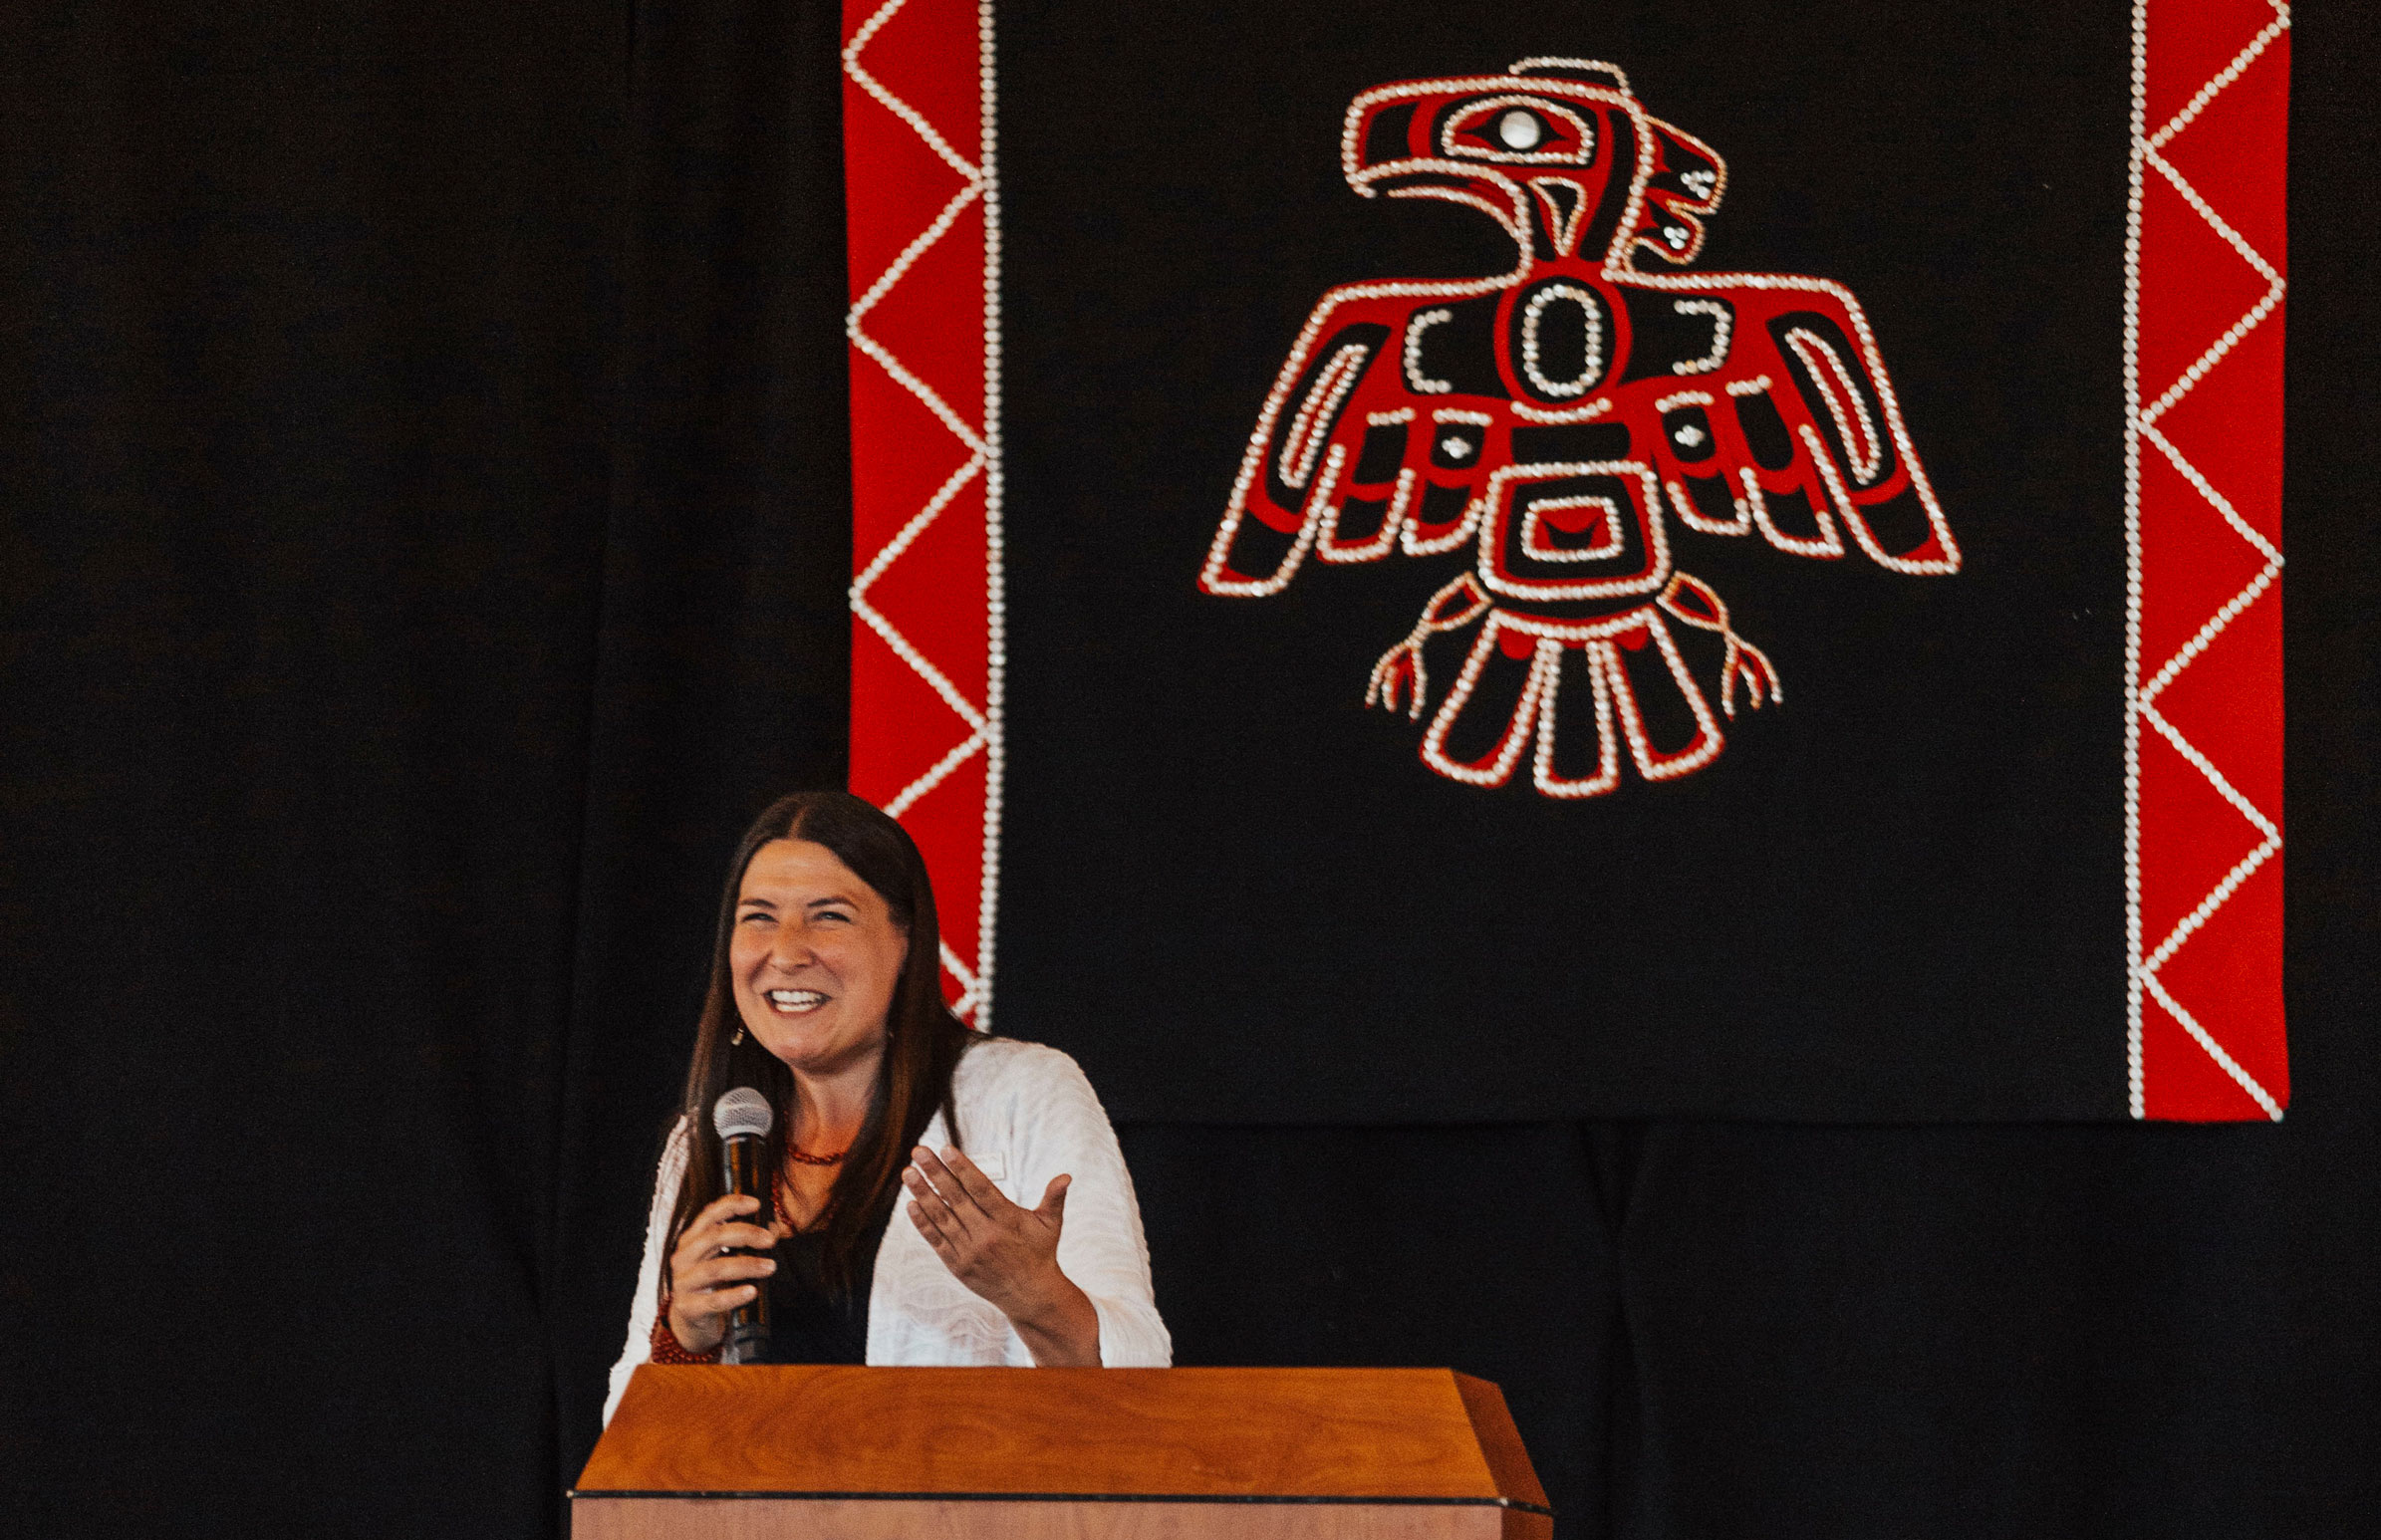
[664, 1194, 778, 1355]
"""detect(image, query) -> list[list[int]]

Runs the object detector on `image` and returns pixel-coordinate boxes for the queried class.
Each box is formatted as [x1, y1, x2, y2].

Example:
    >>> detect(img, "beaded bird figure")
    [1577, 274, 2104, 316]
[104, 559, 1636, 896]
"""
[1200, 58, 1959, 797]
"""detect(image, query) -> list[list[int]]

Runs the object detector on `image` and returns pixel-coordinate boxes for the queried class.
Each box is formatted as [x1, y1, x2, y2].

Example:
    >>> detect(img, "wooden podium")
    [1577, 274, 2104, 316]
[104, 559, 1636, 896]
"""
[574, 1366, 1551, 1538]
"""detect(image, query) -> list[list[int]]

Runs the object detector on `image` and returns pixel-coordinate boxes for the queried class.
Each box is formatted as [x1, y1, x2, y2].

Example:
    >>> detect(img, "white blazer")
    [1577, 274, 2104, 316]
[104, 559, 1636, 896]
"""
[605, 1036, 1170, 1423]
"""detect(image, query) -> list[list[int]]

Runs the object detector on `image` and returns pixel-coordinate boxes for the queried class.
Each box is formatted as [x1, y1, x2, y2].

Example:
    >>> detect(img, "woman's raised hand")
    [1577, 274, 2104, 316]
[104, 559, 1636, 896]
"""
[664, 1193, 778, 1355]
[904, 1146, 1102, 1366]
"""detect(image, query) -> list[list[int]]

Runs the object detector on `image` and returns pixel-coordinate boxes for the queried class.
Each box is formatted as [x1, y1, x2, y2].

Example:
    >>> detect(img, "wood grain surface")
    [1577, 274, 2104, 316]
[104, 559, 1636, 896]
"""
[570, 1495, 1540, 1540]
[577, 1367, 1542, 1506]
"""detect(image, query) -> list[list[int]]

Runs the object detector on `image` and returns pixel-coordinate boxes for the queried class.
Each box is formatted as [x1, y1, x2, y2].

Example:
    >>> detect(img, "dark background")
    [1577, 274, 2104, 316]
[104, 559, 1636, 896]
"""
[1, 3, 2373, 1538]
[998, 0, 2136, 1123]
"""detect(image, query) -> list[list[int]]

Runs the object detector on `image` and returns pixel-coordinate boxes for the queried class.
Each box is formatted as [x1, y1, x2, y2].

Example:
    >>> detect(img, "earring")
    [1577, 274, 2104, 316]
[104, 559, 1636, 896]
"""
[731, 1026, 746, 1046]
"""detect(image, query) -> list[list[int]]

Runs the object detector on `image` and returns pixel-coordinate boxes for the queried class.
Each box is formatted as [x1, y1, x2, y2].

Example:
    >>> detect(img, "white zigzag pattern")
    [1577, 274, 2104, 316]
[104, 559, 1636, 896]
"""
[2125, 0, 2288, 1119]
[845, 0, 999, 1023]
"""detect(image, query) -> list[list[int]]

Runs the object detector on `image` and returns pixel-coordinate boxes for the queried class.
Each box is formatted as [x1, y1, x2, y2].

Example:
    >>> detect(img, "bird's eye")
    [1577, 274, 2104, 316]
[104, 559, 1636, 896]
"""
[1448, 100, 1586, 160]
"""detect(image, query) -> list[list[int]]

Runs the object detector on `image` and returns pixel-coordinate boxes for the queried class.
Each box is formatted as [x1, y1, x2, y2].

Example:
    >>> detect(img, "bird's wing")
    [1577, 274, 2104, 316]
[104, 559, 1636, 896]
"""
[1610, 275, 1960, 574]
[1201, 282, 1512, 597]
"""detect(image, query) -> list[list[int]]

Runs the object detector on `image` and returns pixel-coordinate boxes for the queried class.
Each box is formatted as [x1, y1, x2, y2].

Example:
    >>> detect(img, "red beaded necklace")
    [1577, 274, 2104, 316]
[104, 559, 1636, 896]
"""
[775, 1152, 843, 1231]
[783, 1146, 846, 1166]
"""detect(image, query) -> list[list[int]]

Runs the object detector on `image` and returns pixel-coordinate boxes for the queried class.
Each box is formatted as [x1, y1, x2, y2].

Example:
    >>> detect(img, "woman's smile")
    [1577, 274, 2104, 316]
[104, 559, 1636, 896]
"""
[729, 838, 909, 1071]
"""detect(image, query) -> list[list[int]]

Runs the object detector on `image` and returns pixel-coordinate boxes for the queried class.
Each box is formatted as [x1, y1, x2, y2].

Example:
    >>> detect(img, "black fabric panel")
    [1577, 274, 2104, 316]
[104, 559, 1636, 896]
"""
[1608, 1121, 2381, 1538]
[993, 0, 2138, 1121]
[0, 3, 621, 1533]
[549, 0, 852, 1484]
[1124, 1097, 2381, 1539]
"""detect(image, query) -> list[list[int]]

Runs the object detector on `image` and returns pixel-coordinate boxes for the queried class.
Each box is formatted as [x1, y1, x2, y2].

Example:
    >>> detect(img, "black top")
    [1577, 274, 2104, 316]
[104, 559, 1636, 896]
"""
[759, 1203, 895, 1366]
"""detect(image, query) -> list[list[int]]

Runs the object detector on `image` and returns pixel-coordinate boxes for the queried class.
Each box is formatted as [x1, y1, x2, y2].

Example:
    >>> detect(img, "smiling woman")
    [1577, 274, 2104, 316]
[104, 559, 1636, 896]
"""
[603, 792, 1170, 1423]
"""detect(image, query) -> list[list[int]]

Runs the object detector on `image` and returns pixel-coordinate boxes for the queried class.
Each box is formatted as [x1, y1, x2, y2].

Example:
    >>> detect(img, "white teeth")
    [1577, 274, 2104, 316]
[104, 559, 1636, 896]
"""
[767, 989, 828, 1013]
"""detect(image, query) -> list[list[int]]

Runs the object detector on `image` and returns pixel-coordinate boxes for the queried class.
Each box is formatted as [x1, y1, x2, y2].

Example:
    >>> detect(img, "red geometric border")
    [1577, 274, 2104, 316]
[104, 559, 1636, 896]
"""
[842, 0, 1002, 1025]
[841, 4, 2292, 1112]
[2126, 0, 2288, 1120]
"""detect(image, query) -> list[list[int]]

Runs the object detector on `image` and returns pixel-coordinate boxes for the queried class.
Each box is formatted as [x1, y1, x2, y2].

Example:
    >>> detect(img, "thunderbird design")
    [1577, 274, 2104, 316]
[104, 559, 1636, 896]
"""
[1199, 58, 1960, 797]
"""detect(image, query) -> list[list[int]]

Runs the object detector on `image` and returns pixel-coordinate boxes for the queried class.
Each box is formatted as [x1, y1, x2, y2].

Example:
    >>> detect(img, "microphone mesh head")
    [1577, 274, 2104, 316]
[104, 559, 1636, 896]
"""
[712, 1086, 774, 1142]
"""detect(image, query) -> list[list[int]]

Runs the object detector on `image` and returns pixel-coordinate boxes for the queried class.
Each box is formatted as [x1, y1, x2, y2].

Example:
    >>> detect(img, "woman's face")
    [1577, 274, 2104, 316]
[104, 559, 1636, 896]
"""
[729, 838, 908, 1077]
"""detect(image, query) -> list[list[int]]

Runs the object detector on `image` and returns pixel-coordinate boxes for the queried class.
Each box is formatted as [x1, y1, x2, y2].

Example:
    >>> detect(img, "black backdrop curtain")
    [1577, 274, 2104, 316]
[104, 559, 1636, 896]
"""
[2, 3, 2374, 1538]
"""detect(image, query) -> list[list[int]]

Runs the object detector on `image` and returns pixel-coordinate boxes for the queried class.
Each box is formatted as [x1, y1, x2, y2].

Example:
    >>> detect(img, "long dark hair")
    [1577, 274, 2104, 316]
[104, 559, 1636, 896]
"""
[662, 791, 973, 1297]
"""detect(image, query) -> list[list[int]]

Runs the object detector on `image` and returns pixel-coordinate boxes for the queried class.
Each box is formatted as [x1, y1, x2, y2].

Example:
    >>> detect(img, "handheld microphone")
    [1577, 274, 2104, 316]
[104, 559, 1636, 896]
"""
[710, 1086, 775, 1365]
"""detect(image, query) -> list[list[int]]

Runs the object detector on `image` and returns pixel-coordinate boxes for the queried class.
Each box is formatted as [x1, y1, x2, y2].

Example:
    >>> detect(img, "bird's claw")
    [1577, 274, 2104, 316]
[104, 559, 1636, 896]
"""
[1365, 573, 1491, 719]
[1367, 643, 1428, 719]
[1658, 571, 1781, 717]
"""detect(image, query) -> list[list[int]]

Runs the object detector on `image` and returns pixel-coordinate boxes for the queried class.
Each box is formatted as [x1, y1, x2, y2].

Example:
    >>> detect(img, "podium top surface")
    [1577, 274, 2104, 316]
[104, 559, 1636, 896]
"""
[578, 1366, 1545, 1508]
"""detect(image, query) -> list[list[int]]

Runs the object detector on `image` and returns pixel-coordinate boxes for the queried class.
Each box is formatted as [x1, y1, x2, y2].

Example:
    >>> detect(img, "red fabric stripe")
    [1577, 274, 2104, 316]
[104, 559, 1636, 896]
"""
[844, 0, 992, 1017]
[2135, 2, 2287, 1119]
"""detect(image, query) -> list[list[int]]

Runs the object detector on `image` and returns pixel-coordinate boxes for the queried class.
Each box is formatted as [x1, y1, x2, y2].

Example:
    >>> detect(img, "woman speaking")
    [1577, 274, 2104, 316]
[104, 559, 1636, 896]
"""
[605, 792, 1169, 1422]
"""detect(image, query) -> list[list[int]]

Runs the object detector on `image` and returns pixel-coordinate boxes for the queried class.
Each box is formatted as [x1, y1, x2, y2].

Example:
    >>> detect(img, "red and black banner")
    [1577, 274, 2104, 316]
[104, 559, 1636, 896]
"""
[842, 0, 2288, 1122]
